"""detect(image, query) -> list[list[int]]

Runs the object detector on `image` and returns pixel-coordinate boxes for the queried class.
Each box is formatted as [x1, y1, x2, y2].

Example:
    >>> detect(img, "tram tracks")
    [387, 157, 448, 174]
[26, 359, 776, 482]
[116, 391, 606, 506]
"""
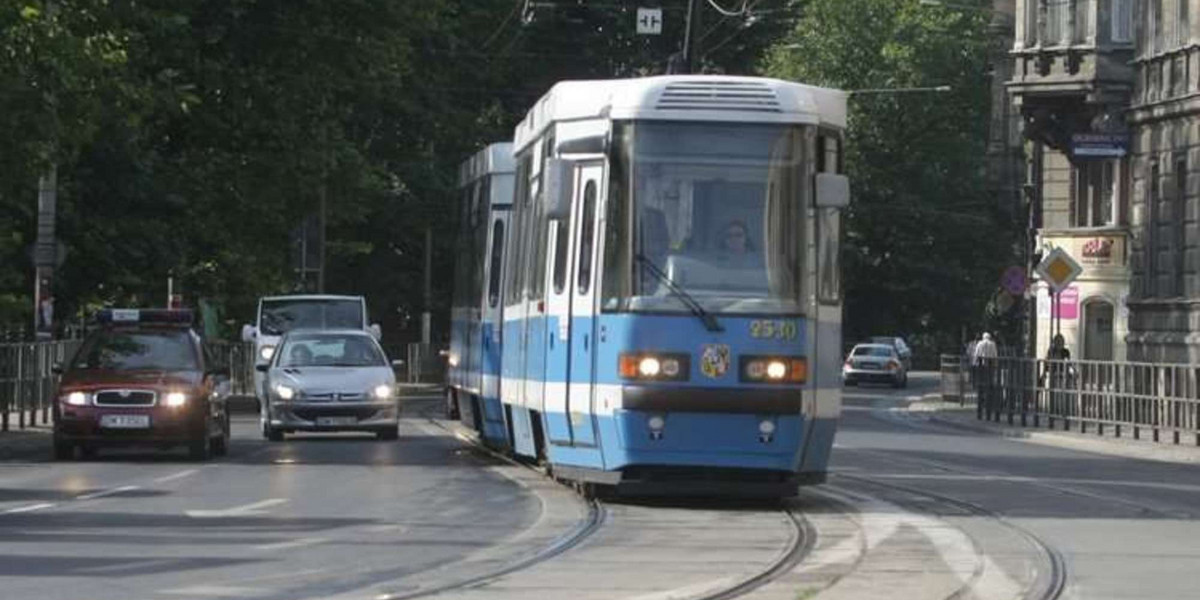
[408, 397, 819, 600]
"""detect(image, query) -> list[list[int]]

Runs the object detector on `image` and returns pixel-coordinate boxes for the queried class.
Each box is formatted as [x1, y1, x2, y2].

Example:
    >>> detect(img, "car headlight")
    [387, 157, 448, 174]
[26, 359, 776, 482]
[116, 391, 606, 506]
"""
[274, 383, 297, 401]
[165, 392, 187, 407]
[372, 384, 393, 400]
[64, 391, 88, 406]
[259, 345, 276, 361]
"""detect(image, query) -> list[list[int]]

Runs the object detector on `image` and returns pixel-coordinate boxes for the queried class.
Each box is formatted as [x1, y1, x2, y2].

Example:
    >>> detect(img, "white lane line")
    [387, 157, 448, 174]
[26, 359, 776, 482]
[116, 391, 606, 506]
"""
[186, 498, 288, 518]
[253, 537, 327, 551]
[78, 558, 177, 574]
[153, 469, 198, 483]
[161, 585, 265, 597]
[3, 503, 54, 514]
[75, 485, 139, 501]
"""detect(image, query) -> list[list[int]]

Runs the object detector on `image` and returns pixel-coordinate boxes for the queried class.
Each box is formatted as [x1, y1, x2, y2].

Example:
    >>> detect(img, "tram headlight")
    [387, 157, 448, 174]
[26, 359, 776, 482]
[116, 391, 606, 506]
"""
[741, 356, 807, 384]
[619, 353, 689, 381]
[638, 357, 661, 377]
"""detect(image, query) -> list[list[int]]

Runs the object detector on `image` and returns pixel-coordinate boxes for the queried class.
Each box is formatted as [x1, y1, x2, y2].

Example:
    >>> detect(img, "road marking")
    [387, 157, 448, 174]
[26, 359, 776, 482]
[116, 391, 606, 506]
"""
[78, 558, 177, 574]
[154, 469, 198, 483]
[253, 537, 327, 551]
[76, 485, 139, 501]
[186, 498, 287, 518]
[3, 503, 54, 514]
[621, 576, 740, 600]
[162, 585, 265, 597]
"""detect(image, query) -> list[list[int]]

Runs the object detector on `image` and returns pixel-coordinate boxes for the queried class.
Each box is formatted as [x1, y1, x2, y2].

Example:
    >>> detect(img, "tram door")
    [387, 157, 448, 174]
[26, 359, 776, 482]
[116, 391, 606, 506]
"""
[566, 163, 603, 446]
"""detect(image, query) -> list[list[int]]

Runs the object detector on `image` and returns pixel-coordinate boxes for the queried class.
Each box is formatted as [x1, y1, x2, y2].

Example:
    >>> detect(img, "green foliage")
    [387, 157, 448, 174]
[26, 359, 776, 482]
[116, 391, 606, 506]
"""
[763, 0, 1018, 355]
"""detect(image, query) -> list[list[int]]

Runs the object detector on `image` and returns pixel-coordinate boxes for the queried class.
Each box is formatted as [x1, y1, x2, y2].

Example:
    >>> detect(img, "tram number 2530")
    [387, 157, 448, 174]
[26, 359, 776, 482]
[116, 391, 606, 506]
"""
[749, 320, 798, 340]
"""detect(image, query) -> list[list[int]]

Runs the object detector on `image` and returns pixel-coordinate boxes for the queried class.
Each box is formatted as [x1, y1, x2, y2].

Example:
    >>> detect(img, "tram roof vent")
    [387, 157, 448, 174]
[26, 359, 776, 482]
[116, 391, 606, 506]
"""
[655, 80, 782, 113]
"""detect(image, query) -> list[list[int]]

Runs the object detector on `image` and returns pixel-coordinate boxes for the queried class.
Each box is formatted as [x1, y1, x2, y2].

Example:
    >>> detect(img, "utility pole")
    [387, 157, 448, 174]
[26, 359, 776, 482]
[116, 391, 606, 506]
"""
[422, 227, 432, 345]
[681, 0, 702, 74]
[33, 166, 57, 340]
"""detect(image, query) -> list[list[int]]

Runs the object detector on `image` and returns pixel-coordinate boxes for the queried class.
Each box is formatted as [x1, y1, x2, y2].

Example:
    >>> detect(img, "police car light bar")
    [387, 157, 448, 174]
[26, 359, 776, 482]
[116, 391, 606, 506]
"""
[96, 309, 194, 324]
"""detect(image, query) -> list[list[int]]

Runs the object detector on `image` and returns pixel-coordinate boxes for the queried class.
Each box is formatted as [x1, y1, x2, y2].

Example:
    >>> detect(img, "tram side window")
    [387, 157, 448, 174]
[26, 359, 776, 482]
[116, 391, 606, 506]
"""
[817, 130, 843, 305]
[488, 219, 505, 307]
[577, 181, 598, 294]
[505, 155, 533, 305]
[552, 218, 570, 295]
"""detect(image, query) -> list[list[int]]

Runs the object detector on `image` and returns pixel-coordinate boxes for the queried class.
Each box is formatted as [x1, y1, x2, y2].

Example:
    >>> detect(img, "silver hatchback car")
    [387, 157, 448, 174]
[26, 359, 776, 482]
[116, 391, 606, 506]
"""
[843, 343, 908, 388]
[256, 329, 399, 440]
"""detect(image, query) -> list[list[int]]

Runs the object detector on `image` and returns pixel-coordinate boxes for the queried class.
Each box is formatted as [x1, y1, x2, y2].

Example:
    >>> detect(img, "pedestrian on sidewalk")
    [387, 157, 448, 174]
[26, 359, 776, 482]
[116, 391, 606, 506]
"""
[972, 332, 998, 410]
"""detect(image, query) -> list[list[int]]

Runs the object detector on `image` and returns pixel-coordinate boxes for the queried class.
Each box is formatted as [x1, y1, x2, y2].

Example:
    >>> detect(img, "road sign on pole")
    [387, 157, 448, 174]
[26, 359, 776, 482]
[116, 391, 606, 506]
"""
[637, 7, 663, 34]
[1035, 247, 1082, 293]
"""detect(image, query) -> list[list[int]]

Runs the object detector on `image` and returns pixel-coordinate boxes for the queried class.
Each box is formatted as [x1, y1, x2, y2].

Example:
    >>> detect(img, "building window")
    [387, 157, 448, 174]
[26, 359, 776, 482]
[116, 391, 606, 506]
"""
[1073, 160, 1119, 227]
[1151, 0, 1164, 55]
[1026, 0, 1040, 45]
[1176, 157, 1188, 296]
[1179, 0, 1191, 47]
[1048, 0, 1069, 45]
[1112, 0, 1132, 42]
[1146, 163, 1161, 297]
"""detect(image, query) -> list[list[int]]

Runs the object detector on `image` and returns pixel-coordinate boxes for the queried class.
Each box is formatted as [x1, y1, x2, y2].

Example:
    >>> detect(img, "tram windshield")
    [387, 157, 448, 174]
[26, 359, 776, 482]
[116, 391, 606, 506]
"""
[602, 121, 809, 315]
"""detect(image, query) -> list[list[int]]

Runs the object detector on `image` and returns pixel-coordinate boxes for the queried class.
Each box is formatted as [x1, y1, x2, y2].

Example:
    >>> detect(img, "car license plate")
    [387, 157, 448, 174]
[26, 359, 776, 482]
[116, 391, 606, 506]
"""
[99, 414, 151, 429]
[860, 363, 879, 370]
[316, 416, 357, 426]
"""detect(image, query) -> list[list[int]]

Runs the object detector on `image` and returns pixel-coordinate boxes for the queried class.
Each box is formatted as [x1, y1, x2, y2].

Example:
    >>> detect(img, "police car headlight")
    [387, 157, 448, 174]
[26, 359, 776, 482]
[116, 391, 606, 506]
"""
[64, 391, 88, 406]
[274, 384, 297, 401]
[259, 345, 276, 361]
[372, 384, 393, 400]
[165, 392, 187, 407]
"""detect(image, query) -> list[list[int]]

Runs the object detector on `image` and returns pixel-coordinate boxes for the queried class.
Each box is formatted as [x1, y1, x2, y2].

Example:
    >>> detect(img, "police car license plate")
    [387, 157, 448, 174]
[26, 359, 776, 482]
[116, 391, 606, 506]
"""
[317, 416, 357, 426]
[100, 414, 150, 429]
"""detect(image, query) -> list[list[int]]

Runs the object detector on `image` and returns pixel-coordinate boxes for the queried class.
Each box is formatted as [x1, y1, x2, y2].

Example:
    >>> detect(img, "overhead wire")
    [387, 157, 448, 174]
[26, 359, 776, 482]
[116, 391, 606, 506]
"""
[705, 0, 749, 18]
[482, 0, 526, 48]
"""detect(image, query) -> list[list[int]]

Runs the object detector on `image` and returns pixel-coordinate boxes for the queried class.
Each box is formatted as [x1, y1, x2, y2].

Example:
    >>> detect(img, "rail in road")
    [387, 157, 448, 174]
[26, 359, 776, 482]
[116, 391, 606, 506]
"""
[390, 396, 820, 600]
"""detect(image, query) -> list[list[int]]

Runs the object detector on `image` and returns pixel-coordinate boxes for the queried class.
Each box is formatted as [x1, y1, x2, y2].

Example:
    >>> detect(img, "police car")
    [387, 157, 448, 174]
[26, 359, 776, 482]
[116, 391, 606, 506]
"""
[52, 309, 231, 460]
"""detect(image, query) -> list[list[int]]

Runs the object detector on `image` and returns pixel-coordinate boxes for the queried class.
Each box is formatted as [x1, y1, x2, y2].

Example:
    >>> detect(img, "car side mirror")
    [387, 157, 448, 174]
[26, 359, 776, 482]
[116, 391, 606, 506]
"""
[51, 363, 64, 375]
[241, 324, 257, 343]
[391, 359, 405, 368]
[543, 158, 574, 220]
[369, 323, 382, 340]
[255, 363, 270, 372]
[814, 173, 850, 208]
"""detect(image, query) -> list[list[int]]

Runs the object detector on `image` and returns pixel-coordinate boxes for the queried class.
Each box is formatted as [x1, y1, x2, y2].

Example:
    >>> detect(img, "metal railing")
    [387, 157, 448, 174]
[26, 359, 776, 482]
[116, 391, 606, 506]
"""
[972, 355, 1200, 445]
[204, 341, 256, 397]
[0, 340, 82, 431]
[404, 343, 445, 384]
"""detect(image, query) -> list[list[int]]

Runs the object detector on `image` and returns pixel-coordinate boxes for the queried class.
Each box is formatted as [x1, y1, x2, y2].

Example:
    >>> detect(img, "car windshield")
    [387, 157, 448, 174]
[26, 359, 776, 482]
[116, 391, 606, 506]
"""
[852, 346, 893, 357]
[259, 299, 363, 336]
[72, 330, 198, 371]
[277, 333, 386, 368]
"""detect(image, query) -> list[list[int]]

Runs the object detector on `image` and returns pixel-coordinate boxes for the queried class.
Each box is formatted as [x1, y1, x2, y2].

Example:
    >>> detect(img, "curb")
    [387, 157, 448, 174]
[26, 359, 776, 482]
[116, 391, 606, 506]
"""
[906, 392, 1200, 465]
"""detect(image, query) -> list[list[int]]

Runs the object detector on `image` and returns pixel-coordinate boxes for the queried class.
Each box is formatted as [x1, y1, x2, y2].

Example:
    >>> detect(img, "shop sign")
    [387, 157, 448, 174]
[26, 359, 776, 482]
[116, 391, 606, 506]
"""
[1072, 133, 1128, 158]
[1081, 237, 1114, 264]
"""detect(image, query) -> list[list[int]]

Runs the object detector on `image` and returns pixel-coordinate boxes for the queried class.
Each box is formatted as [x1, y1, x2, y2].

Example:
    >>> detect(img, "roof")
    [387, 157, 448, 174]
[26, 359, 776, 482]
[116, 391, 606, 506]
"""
[282, 328, 375, 338]
[459, 143, 514, 187]
[260, 295, 364, 302]
[514, 75, 848, 152]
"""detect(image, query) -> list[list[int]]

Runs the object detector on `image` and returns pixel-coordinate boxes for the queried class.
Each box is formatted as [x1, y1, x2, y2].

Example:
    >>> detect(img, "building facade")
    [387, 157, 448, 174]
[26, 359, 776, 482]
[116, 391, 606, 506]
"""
[1008, 0, 1139, 360]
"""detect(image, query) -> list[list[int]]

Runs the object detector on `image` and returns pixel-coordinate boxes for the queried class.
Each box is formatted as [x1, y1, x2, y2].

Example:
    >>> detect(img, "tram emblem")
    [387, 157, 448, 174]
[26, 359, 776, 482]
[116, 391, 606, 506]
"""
[700, 344, 731, 378]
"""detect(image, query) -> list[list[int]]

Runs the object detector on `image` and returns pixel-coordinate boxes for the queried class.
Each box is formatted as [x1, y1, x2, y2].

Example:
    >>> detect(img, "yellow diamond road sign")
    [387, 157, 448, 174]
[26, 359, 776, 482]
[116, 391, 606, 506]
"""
[1036, 247, 1082, 292]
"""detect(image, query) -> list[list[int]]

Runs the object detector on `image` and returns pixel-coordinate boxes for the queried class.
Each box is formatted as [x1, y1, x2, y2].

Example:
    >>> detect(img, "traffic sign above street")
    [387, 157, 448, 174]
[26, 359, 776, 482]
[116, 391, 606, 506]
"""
[1036, 247, 1082, 292]
[637, 7, 663, 34]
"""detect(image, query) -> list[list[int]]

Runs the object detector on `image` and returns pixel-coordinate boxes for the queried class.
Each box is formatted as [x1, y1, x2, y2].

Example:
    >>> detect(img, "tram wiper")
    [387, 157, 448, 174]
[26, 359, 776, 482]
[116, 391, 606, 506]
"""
[635, 253, 723, 332]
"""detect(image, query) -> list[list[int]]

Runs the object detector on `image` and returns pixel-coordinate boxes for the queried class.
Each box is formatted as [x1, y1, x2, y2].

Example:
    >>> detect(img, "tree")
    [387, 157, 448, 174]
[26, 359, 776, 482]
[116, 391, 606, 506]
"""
[763, 0, 1018, 359]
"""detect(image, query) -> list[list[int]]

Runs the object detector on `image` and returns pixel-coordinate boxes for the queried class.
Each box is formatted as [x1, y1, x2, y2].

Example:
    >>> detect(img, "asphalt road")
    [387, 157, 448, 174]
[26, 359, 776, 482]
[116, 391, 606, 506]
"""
[4, 381, 1200, 600]
[832, 373, 1200, 600]
[0, 414, 543, 600]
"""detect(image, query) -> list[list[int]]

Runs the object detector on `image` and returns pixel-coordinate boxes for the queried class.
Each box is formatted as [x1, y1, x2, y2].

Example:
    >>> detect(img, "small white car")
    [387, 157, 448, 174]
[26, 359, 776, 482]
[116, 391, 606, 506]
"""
[843, 343, 908, 388]
[256, 329, 399, 440]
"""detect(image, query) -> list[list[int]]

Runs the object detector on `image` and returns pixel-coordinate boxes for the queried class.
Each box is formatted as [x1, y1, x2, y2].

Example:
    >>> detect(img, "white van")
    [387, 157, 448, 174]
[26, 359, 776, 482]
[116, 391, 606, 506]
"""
[242, 295, 382, 402]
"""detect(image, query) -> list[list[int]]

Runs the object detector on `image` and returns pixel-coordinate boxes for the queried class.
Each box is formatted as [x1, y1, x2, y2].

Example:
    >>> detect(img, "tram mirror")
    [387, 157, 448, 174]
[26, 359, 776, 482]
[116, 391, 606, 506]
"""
[814, 173, 850, 208]
[543, 158, 574, 220]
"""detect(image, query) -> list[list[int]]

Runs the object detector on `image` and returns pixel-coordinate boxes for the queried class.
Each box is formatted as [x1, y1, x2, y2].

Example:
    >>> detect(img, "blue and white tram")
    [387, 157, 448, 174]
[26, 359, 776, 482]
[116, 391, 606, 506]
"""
[446, 142, 514, 447]
[458, 75, 850, 496]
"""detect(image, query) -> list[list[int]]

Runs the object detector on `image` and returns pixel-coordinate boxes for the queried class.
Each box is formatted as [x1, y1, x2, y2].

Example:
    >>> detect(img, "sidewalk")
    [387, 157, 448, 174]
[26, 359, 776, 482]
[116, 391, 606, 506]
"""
[0, 408, 53, 461]
[906, 392, 1200, 465]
